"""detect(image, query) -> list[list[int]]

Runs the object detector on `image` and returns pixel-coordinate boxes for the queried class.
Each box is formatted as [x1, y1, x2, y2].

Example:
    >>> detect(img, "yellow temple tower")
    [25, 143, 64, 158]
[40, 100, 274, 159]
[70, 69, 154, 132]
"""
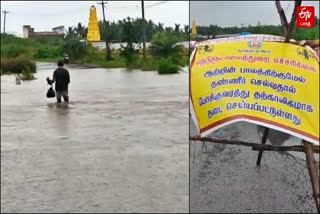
[191, 20, 197, 36]
[87, 5, 101, 42]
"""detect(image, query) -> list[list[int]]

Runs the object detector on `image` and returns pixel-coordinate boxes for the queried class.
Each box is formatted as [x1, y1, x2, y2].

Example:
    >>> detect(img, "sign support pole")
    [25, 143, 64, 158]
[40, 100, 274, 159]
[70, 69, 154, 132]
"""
[303, 140, 320, 212]
[256, 127, 270, 166]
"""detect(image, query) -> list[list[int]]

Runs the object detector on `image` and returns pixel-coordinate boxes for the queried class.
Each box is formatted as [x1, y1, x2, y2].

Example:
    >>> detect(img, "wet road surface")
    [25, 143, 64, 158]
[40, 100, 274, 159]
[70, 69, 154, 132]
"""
[1, 62, 189, 213]
[190, 120, 318, 213]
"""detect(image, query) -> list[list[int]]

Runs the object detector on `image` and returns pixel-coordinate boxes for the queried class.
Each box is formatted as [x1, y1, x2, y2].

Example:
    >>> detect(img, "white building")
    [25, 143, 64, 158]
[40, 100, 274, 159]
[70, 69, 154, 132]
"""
[52, 26, 65, 34]
[22, 25, 65, 38]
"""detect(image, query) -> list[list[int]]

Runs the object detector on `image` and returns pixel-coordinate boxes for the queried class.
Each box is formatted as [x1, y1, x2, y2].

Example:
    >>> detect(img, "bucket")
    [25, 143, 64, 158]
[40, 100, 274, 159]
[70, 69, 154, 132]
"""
[16, 76, 21, 85]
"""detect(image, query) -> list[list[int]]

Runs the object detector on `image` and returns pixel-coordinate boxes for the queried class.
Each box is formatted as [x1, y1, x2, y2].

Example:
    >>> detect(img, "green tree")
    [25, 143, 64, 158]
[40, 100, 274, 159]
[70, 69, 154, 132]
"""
[120, 17, 139, 65]
[61, 38, 87, 60]
[75, 22, 87, 38]
[156, 23, 164, 32]
[183, 25, 189, 34]
[150, 31, 183, 64]
[174, 24, 181, 35]
[99, 20, 113, 60]
[65, 27, 77, 39]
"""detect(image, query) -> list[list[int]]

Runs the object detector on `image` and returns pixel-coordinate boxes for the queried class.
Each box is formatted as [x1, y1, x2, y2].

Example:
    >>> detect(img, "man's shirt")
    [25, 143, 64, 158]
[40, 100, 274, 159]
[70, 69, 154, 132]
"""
[53, 67, 70, 91]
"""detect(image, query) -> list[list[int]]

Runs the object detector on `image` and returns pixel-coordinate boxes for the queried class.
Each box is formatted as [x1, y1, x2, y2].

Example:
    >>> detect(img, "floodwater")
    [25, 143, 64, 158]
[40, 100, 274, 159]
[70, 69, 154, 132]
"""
[1, 62, 189, 213]
[190, 120, 318, 213]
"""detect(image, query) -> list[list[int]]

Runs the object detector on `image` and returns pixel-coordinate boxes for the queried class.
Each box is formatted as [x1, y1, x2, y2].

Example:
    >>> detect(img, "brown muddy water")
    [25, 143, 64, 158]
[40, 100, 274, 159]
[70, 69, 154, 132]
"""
[190, 119, 319, 213]
[1, 62, 189, 213]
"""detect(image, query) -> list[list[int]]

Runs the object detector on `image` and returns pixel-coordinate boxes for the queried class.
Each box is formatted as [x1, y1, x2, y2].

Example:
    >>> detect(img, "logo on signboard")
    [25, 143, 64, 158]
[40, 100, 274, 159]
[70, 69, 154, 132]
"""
[198, 45, 213, 54]
[296, 6, 315, 28]
[248, 40, 262, 49]
[297, 47, 315, 60]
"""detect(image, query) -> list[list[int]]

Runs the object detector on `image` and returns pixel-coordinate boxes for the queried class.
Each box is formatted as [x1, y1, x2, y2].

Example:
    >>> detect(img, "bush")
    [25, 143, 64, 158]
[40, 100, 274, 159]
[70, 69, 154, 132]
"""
[34, 45, 62, 60]
[20, 69, 36, 80]
[1, 44, 29, 58]
[1, 33, 36, 58]
[82, 45, 105, 63]
[102, 51, 127, 68]
[120, 44, 139, 67]
[31, 37, 64, 46]
[141, 57, 159, 71]
[158, 58, 179, 74]
[293, 25, 320, 41]
[61, 38, 87, 60]
[181, 55, 189, 66]
[1, 56, 36, 75]
[34, 47, 50, 58]
[150, 32, 183, 60]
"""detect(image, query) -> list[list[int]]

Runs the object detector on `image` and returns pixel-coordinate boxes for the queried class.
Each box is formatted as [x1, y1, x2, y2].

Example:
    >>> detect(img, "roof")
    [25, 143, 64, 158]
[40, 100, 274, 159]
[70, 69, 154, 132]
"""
[52, 26, 64, 29]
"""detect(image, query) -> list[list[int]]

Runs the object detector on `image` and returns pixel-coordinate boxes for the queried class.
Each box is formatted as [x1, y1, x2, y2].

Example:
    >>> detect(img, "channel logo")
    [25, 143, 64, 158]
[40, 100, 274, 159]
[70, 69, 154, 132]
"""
[296, 6, 315, 28]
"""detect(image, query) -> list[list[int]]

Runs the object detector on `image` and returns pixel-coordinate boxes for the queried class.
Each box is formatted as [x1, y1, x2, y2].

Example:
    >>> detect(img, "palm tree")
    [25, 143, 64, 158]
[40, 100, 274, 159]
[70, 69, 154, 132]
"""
[75, 22, 86, 38]
[65, 27, 76, 39]
[183, 25, 189, 34]
[174, 24, 180, 34]
[156, 23, 164, 32]
[150, 31, 183, 60]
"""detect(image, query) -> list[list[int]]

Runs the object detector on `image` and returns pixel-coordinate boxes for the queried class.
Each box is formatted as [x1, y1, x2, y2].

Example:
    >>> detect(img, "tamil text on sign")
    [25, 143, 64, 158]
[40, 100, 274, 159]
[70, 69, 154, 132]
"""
[190, 41, 319, 145]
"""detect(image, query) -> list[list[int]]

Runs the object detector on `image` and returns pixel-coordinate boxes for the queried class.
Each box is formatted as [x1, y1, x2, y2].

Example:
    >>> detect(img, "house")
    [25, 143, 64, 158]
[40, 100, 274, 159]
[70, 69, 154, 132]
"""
[52, 26, 65, 34]
[23, 25, 65, 39]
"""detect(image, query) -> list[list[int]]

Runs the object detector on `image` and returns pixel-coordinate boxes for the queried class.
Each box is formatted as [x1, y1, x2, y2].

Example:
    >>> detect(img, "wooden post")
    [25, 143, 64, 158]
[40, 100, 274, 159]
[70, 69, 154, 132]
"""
[190, 135, 319, 153]
[256, 127, 270, 166]
[303, 140, 320, 212]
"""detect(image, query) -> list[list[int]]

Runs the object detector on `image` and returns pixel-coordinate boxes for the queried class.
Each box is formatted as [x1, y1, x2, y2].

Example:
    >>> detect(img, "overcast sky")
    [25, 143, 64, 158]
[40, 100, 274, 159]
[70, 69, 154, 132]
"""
[190, 1, 319, 27]
[0, 1, 189, 36]
[2, 1, 319, 36]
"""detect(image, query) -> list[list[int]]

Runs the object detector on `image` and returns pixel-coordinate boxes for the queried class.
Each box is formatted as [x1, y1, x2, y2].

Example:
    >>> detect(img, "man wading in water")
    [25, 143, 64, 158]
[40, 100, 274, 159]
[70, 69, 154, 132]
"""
[47, 60, 70, 103]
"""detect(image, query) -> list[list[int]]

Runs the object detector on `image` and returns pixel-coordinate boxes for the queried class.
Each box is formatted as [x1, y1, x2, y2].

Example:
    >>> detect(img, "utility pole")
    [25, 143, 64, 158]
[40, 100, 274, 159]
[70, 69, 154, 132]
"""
[141, 0, 146, 61]
[97, 0, 106, 22]
[97, 0, 112, 60]
[2, 10, 9, 34]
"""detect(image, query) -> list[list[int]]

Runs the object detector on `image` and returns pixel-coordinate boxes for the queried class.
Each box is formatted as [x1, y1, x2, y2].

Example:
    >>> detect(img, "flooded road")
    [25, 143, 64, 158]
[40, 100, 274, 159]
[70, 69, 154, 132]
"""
[190, 120, 318, 213]
[1, 62, 189, 213]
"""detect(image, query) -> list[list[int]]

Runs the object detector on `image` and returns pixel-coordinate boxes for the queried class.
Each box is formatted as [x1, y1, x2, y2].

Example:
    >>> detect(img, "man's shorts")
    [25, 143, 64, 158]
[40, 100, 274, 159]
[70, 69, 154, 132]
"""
[56, 90, 69, 102]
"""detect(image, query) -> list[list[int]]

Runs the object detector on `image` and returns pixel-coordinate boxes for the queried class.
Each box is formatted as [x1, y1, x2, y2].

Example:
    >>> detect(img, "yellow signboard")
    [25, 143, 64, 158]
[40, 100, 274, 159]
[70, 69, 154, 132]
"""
[190, 41, 319, 145]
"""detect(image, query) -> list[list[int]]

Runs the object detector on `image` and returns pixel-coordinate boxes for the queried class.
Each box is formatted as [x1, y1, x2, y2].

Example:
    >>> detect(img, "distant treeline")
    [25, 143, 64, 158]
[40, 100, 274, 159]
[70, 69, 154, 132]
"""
[65, 17, 190, 42]
[195, 16, 319, 41]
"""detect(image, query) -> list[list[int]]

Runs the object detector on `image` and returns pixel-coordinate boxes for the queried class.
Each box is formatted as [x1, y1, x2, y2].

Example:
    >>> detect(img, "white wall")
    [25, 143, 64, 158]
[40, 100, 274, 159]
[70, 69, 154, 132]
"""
[91, 41, 189, 50]
[22, 26, 29, 38]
